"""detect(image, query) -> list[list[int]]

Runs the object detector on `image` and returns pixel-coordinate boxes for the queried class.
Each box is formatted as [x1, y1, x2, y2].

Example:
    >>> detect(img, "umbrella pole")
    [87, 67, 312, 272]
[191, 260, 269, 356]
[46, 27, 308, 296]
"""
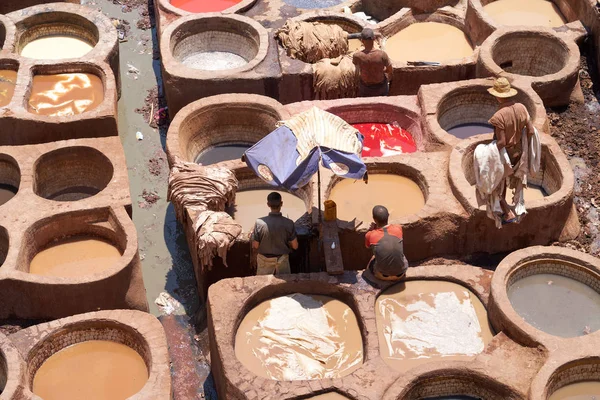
[317, 165, 322, 223]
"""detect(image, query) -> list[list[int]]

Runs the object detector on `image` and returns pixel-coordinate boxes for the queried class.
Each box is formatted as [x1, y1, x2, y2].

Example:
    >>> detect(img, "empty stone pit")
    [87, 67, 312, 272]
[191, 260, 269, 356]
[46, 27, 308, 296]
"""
[543, 358, 600, 400]
[235, 291, 364, 381]
[0, 226, 7, 268]
[0, 153, 20, 207]
[169, 16, 266, 73]
[0, 19, 6, 50]
[16, 13, 99, 60]
[326, 101, 422, 156]
[376, 280, 494, 373]
[33, 146, 113, 202]
[166, 95, 287, 166]
[26, 321, 150, 400]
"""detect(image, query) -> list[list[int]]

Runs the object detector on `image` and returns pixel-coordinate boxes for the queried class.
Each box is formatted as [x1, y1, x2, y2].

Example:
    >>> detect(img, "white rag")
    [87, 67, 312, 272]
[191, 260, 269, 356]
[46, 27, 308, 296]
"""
[473, 127, 541, 228]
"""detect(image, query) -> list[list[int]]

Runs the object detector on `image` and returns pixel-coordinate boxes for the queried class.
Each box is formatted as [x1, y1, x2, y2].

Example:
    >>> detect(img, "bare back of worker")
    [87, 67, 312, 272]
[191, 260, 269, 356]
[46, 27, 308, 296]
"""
[352, 28, 393, 97]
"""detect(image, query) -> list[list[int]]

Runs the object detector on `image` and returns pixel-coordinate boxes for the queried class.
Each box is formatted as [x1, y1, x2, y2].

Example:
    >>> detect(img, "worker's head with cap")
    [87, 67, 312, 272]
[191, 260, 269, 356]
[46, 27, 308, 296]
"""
[360, 28, 376, 49]
[372, 205, 389, 227]
[267, 192, 283, 211]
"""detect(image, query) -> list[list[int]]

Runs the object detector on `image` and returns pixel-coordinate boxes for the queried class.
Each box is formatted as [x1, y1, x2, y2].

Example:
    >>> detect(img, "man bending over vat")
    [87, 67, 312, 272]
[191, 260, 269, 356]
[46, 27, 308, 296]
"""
[252, 192, 299, 275]
[365, 205, 408, 281]
[352, 28, 393, 97]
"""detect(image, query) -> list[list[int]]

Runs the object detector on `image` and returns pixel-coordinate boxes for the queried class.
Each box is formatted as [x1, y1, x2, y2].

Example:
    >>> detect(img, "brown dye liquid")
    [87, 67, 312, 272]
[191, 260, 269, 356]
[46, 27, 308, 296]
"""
[508, 273, 600, 337]
[446, 123, 494, 139]
[195, 143, 251, 165]
[549, 381, 600, 399]
[32, 340, 148, 400]
[376, 280, 494, 372]
[21, 36, 93, 60]
[348, 38, 363, 52]
[484, 0, 566, 28]
[0, 70, 17, 107]
[328, 174, 425, 224]
[229, 189, 306, 232]
[385, 22, 473, 63]
[505, 184, 547, 203]
[29, 237, 121, 278]
[235, 293, 363, 381]
[308, 393, 350, 400]
[0, 184, 17, 206]
[28, 73, 104, 117]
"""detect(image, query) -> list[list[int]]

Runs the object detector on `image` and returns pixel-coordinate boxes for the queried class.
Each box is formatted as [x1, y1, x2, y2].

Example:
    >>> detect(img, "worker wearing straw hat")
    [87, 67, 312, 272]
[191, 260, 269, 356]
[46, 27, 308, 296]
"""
[487, 77, 535, 224]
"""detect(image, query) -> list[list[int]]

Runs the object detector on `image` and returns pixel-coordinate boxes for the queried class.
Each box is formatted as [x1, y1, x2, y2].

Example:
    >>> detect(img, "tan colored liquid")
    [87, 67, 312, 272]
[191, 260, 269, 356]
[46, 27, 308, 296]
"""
[386, 22, 473, 63]
[33, 340, 148, 400]
[348, 38, 363, 52]
[309, 393, 350, 400]
[329, 174, 425, 224]
[505, 184, 547, 203]
[376, 280, 494, 372]
[549, 381, 600, 399]
[0, 70, 17, 107]
[21, 36, 93, 59]
[484, 0, 566, 28]
[235, 293, 363, 381]
[29, 237, 121, 278]
[28, 73, 104, 117]
[229, 189, 306, 232]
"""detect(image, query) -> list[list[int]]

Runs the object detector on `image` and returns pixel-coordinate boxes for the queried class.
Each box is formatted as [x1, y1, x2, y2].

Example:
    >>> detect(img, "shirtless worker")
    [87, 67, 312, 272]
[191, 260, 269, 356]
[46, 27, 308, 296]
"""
[488, 77, 535, 224]
[251, 192, 298, 275]
[365, 205, 408, 281]
[352, 28, 393, 97]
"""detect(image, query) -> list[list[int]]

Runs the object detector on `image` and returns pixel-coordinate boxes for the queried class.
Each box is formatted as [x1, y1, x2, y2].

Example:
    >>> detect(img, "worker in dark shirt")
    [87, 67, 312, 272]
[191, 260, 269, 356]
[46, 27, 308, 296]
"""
[352, 28, 393, 97]
[364, 205, 408, 281]
[251, 192, 298, 275]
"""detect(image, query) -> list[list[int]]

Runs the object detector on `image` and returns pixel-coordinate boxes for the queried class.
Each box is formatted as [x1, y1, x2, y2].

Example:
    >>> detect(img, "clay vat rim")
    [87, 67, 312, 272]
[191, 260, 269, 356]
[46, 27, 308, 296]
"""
[13, 207, 138, 284]
[479, 27, 580, 83]
[157, 0, 259, 18]
[467, 0, 575, 33]
[530, 355, 600, 399]
[161, 13, 269, 78]
[448, 136, 573, 213]
[324, 161, 429, 227]
[232, 281, 367, 382]
[166, 94, 287, 164]
[490, 246, 600, 347]
[18, 310, 170, 399]
[9, 3, 118, 64]
[0, 331, 25, 399]
[31, 145, 114, 202]
[24, 63, 111, 121]
[379, 12, 478, 68]
[383, 364, 522, 399]
[0, 152, 21, 208]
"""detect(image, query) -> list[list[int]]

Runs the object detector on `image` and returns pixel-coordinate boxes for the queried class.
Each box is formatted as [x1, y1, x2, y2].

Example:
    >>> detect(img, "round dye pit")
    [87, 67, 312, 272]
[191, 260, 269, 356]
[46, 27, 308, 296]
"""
[328, 174, 425, 224]
[0, 70, 16, 108]
[29, 236, 122, 278]
[508, 267, 600, 338]
[21, 35, 93, 59]
[34, 147, 113, 201]
[0, 226, 7, 268]
[423, 397, 481, 400]
[28, 73, 104, 117]
[483, 0, 566, 28]
[181, 51, 248, 71]
[235, 293, 363, 380]
[446, 123, 493, 139]
[282, 0, 346, 9]
[490, 31, 568, 77]
[505, 184, 547, 203]
[0, 154, 20, 207]
[228, 189, 306, 232]
[352, 123, 417, 157]
[195, 143, 251, 165]
[32, 340, 148, 400]
[170, 0, 243, 13]
[548, 381, 600, 399]
[376, 280, 494, 372]
[385, 22, 473, 63]
[308, 393, 350, 399]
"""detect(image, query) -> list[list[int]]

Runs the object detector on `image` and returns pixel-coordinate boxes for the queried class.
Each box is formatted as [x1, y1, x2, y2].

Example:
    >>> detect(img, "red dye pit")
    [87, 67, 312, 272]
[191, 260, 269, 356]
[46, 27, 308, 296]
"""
[353, 123, 417, 157]
[170, 0, 243, 12]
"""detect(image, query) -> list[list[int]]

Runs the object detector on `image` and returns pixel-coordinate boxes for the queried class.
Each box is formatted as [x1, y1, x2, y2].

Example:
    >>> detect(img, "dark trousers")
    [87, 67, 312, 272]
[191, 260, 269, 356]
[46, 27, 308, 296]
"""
[359, 78, 389, 97]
